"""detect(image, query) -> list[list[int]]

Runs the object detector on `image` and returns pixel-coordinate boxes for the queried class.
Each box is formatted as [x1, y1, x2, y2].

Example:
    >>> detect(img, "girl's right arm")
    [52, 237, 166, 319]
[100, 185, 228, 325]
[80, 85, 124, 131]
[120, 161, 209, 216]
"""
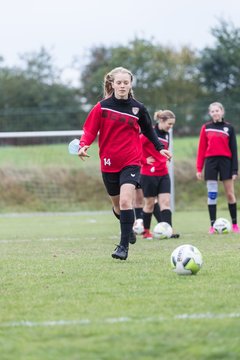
[196, 125, 207, 175]
[78, 103, 102, 160]
[80, 103, 101, 148]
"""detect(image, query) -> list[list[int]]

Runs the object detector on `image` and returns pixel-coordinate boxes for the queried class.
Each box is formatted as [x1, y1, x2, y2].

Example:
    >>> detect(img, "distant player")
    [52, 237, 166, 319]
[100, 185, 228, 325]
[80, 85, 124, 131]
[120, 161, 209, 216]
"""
[139, 110, 179, 239]
[196, 102, 239, 233]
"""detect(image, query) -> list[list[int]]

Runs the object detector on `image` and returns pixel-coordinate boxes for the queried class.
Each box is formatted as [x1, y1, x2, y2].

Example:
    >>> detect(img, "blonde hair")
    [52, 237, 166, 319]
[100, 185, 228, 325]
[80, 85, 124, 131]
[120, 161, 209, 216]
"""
[208, 102, 225, 115]
[103, 67, 134, 98]
[154, 110, 176, 122]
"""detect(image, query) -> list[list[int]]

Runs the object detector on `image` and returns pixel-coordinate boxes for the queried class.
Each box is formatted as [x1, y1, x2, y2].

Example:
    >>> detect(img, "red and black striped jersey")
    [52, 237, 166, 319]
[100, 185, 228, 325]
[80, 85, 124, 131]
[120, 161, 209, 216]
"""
[80, 94, 164, 172]
[196, 120, 238, 174]
[140, 125, 169, 176]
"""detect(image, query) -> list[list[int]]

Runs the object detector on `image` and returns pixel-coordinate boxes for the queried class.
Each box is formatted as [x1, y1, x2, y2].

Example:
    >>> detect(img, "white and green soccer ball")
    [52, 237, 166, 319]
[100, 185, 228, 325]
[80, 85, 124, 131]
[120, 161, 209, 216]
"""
[153, 222, 173, 239]
[132, 219, 144, 235]
[171, 244, 203, 275]
[213, 218, 231, 234]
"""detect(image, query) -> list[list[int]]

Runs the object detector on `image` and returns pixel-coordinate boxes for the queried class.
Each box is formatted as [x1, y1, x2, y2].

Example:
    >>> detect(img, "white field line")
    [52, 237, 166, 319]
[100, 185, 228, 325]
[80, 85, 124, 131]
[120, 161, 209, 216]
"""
[0, 235, 117, 244]
[1, 313, 240, 328]
[0, 237, 82, 244]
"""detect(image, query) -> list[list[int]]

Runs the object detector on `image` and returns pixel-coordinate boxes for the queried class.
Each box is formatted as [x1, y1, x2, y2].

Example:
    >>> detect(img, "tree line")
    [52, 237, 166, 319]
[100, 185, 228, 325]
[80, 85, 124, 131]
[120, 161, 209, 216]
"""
[0, 20, 240, 137]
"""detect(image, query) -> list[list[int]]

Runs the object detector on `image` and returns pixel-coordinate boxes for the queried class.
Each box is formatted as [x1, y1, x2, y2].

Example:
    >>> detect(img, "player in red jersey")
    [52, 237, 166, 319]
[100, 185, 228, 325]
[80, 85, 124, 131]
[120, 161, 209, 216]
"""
[78, 67, 172, 260]
[139, 110, 179, 239]
[196, 102, 239, 234]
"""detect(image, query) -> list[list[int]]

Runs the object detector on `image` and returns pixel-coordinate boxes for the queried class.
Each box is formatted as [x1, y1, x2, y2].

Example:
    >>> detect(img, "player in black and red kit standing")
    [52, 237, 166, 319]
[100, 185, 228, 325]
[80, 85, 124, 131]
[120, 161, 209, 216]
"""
[196, 102, 239, 234]
[139, 110, 179, 239]
[78, 67, 172, 260]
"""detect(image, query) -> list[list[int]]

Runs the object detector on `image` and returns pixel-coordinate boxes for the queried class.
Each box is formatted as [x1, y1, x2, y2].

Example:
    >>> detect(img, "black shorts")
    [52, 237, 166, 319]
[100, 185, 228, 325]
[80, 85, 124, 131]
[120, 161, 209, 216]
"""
[102, 166, 141, 196]
[204, 156, 232, 181]
[140, 174, 171, 197]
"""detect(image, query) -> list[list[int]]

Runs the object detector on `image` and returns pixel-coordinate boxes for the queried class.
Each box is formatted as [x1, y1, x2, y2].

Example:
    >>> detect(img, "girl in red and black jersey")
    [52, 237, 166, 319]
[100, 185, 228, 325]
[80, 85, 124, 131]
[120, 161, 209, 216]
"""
[78, 67, 172, 260]
[140, 110, 179, 239]
[196, 102, 239, 233]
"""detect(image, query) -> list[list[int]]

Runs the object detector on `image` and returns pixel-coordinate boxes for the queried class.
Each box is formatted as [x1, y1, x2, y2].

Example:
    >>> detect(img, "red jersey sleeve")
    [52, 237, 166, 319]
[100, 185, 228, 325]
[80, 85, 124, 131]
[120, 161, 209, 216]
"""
[80, 103, 101, 147]
[196, 125, 207, 172]
[140, 134, 150, 165]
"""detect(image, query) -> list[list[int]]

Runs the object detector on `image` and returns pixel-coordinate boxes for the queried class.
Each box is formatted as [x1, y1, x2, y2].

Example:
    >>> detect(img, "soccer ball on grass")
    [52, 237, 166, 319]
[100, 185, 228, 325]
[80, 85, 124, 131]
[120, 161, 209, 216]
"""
[153, 222, 173, 239]
[171, 244, 203, 275]
[132, 218, 144, 235]
[213, 218, 231, 234]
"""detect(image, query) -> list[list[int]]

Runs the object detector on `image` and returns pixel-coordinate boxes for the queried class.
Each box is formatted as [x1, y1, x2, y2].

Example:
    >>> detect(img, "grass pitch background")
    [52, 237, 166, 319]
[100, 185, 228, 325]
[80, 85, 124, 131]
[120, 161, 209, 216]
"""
[1, 136, 240, 212]
[1, 211, 240, 360]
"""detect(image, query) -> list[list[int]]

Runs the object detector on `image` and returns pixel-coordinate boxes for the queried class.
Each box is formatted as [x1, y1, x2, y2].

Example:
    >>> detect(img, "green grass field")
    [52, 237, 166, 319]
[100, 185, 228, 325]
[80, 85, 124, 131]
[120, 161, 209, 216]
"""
[1, 210, 240, 360]
[0, 136, 199, 168]
[0, 137, 232, 213]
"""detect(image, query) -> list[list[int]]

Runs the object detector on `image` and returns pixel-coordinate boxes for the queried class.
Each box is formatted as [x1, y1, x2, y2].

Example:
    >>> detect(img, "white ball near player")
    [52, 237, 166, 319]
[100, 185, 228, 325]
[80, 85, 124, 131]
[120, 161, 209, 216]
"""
[171, 244, 203, 275]
[132, 219, 144, 235]
[213, 218, 231, 234]
[153, 222, 173, 239]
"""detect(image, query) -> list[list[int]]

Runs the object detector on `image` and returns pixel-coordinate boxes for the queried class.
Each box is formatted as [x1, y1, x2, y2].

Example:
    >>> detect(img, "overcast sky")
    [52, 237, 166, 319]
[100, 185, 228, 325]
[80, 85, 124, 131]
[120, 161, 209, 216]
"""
[1, 0, 239, 84]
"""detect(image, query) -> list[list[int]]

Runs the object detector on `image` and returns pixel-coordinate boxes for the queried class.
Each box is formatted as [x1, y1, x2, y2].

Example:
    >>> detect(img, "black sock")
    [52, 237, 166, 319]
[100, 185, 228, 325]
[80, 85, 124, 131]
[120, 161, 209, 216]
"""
[208, 204, 216, 226]
[228, 203, 237, 224]
[112, 207, 120, 220]
[161, 209, 172, 226]
[120, 209, 135, 248]
[142, 211, 152, 230]
[134, 207, 143, 219]
[153, 202, 162, 222]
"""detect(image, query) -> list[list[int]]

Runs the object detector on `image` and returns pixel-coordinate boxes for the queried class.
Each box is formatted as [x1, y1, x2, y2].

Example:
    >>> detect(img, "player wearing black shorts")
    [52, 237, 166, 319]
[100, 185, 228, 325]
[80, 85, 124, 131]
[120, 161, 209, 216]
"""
[196, 102, 239, 233]
[78, 67, 172, 260]
[139, 110, 179, 239]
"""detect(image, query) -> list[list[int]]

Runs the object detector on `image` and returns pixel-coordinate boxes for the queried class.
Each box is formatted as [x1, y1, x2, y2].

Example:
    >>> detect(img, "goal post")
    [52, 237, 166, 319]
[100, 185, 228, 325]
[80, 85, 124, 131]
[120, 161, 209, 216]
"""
[168, 128, 175, 212]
